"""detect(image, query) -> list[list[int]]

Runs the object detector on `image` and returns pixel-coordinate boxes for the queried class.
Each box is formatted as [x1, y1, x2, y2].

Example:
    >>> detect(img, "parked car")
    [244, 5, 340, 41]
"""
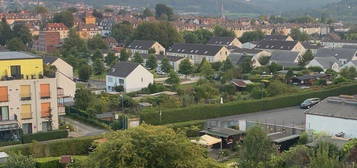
[300, 98, 321, 109]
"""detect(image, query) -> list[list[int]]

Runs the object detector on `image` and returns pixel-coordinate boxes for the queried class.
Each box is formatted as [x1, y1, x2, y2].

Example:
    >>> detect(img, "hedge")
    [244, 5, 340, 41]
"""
[66, 107, 111, 129]
[0, 136, 98, 158]
[166, 120, 205, 137]
[35, 156, 88, 168]
[22, 130, 69, 143]
[140, 83, 357, 125]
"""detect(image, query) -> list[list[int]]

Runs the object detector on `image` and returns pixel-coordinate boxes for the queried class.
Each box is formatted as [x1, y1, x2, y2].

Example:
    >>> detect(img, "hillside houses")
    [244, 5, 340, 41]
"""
[167, 43, 229, 64]
[255, 40, 306, 54]
[127, 40, 166, 55]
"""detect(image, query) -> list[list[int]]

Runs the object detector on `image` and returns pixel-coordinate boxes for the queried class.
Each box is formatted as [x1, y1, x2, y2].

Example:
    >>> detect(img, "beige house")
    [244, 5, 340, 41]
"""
[127, 40, 166, 55]
[166, 43, 229, 64]
[207, 37, 242, 48]
[43, 56, 76, 99]
[255, 40, 306, 55]
[44, 23, 69, 40]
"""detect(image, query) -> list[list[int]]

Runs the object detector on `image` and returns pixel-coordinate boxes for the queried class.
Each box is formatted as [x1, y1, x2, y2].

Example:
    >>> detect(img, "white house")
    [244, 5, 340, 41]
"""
[106, 62, 154, 93]
[306, 95, 357, 138]
[305, 57, 340, 72]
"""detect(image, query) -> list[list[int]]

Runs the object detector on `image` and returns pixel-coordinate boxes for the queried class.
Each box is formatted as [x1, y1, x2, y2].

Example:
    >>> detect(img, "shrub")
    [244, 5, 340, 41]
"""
[140, 83, 357, 125]
[35, 157, 63, 168]
[22, 130, 68, 143]
[0, 136, 98, 158]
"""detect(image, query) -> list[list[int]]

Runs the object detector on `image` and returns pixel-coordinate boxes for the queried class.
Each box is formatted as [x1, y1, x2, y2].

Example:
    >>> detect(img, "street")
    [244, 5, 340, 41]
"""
[62, 117, 108, 137]
[207, 106, 307, 129]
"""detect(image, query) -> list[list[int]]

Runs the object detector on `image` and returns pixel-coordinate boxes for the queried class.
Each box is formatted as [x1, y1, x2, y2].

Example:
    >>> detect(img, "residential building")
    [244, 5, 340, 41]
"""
[43, 56, 76, 103]
[0, 52, 60, 136]
[229, 48, 271, 67]
[207, 37, 242, 48]
[269, 51, 301, 68]
[306, 57, 340, 72]
[241, 41, 258, 49]
[291, 74, 330, 86]
[32, 31, 61, 53]
[340, 60, 357, 70]
[262, 35, 294, 41]
[85, 13, 96, 25]
[255, 40, 306, 54]
[127, 40, 166, 55]
[78, 24, 101, 39]
[306, 95, 357, 138]
[315, 48, 357, 65]
[106, 62, 154, 93]
[44, 23, 69, 40]
[321, 39, 357, 48]
[167, 43, 229, 64]
[141, 54, 188, 72]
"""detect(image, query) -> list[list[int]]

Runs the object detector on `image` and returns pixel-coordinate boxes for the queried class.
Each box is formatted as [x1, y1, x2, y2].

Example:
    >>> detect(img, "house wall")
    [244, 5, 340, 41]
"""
[306, 114, 357, 138]
[0, 78, 59, 133]
[0, 59, 43, 78]
[231, 38, 242, 48]
[51, 58, 75, 98]
[306, 60, 324, 70]
[292, 42, 306, 55]
[124, 65, 153, 93]
[152, 42, 166, 54]
[251, 51, 271, 68]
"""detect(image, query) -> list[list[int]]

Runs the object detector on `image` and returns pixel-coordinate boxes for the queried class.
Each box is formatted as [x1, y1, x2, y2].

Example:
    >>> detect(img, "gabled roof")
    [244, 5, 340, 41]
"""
[231, 48, 263, 55]
[168, 43, 224, 56]
[316, 48, 357, 61]
[201, 127, 244, 138]
[263, 35, 291, 41]
[255, 40, 299, 50]
[306, 96, 357, 120]
[270, 51, 300, 67]
[207, 36, 236, 46]
[312, 57, 339, 69]
[108, 61, 140, 78]
[141, 54, 184, 62]
[43, 56, 59, 64]
[0, 52, 41, 60]
[127, 40, 156, 50]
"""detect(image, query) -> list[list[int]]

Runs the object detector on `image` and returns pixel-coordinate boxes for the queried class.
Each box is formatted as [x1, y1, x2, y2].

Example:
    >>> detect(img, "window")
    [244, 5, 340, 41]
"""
[21, 104, 32, 119]
[42, 121, 51, 132]
[119, 79, 124, 85]
[22, 123, 32, 134]
[10, 65, 21, 79]
[0, 106, 9, 121]
[40, 84, 50, 98]
[41, 103, 51, 118]
[20, 85, 31, 100]
[0, 86, 8, 102]
[108, 77, 113, 83]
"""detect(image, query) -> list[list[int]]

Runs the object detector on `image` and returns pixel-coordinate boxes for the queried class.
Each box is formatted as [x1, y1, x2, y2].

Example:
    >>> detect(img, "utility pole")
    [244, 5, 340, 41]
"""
[220, 0, 225, 20]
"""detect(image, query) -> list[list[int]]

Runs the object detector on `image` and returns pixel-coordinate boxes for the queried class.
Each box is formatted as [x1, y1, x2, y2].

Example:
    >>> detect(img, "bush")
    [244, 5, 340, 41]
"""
[0, 136, 98, 158]
[66, 107, 110, 129]
[22, 130, 68, 143]
[166, 120, 204, 137]
[140, 83, 357, 125]
[36, 157, 63, 168]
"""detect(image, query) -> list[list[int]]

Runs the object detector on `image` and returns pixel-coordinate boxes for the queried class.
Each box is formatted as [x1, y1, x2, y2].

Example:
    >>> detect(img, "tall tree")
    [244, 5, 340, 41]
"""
[213, 25, 235, 37]
[239, 31, 265, 43]
[146, 54, 158, 70]
[78, 64, 92, 82]
[0, 18, 13, 45]
[53, 10, 74, 28]
[93, 59, 105, 75]
[132, 22, 183, 48]
[6, 38, 26, 51]
[74, 88, 96, 111]
[166, 70, 180, 85]
[142, 8, 154, 17]
[160, 57, 172, 73]
[88, 35, 108, 50]
[83, 125, 222, 168]
[92, 49, 103, 61]
[199, 59, 214, 79]
[119, 49, 130, 61]
[105, 52, 118, 68]
[290, 28, 310, 42]
[222, 59, 234, 71]
[111, 22, 133, 43]
[155, 4, 174, 21]
[133, 52, 143, 64]
[12, 23, 32, 45]
[240, 126, 274, 168]
[178, 58, 193, 76]
[298, 49, 314, 66]
[340, 67, 357, 80]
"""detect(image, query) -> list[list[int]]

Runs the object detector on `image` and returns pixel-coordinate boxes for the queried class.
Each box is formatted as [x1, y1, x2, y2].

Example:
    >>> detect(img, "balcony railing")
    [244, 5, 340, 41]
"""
[40, 92, 51, 99]
[0, 73, 56, 81]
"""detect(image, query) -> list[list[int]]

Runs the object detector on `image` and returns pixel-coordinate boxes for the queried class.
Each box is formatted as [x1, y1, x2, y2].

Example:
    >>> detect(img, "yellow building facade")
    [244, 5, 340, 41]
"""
[0, 58, 43, 79]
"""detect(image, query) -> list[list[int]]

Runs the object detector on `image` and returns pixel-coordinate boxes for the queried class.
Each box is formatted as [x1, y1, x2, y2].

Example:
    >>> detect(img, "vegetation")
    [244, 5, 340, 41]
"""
[240, 30, 265, 43]
[81, 125, 223, 168]
[3, 153, 36, 168]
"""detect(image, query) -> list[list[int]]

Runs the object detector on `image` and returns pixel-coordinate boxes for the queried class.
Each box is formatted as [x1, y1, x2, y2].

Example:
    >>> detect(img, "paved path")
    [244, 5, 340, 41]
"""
[207, 106, 307, 129]
[62, 117, 108, 137]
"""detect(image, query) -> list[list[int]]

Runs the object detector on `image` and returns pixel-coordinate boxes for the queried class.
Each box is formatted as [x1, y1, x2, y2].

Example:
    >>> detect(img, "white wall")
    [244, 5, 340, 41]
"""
[306, 114, 357, 138]
[125, 65, 153, 93]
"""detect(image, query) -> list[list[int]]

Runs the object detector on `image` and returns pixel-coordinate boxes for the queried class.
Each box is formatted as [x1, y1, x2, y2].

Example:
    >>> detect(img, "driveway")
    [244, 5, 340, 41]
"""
[62, 117, 108, 137]
[207, 106, 306, 129]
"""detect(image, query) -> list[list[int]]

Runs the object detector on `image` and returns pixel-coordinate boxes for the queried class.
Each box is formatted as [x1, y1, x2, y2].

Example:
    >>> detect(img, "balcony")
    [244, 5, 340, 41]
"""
[57, 88, 64, 98]
[58, 104, 65, 116]
[0, 73, 55, 81]
[41, 109, 52, 118]
[0, 120, 20, 132]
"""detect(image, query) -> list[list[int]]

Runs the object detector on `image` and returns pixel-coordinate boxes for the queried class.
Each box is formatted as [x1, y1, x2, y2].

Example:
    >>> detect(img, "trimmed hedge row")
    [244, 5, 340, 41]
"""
[22, 130, 69, 143]
[35, 156, 88, 168]
[0, 136, 98, 158]
[140, 83, 357, 125]
[166, 120, 205, 137]
[66, 107, 111, 129]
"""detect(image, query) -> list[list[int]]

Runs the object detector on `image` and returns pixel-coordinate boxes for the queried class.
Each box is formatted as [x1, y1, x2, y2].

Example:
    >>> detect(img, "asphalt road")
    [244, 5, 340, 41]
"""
[207, 106, 307, 129]
[63, 117, 107, 137]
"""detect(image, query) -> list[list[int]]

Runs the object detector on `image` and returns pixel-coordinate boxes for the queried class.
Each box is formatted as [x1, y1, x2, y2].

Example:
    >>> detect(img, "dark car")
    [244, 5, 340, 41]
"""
[300, 98, 321, 109]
